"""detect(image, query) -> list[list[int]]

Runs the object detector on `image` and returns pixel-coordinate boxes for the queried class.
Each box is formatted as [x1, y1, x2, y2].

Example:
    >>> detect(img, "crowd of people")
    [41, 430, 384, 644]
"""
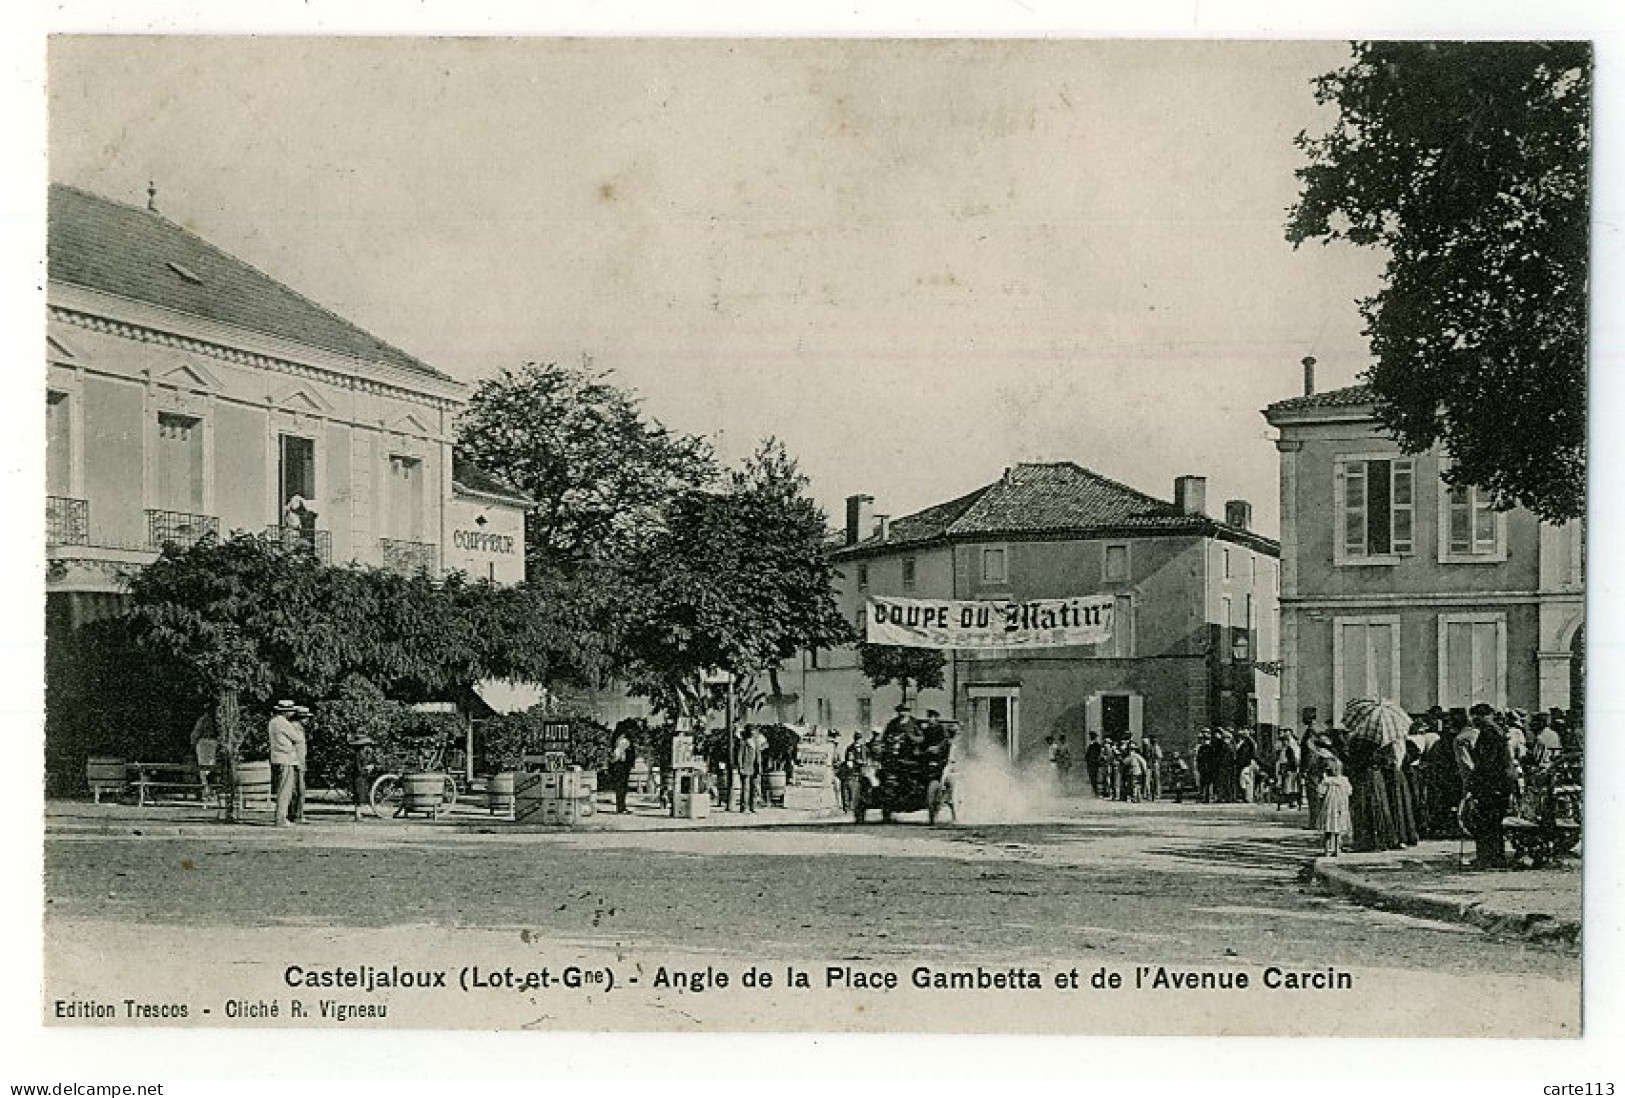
[1187, 728, 1265, 803]
[562, 697, 1586, 853]
[1287, 703, 1582, 866]
[1079, 733, 1163, 802]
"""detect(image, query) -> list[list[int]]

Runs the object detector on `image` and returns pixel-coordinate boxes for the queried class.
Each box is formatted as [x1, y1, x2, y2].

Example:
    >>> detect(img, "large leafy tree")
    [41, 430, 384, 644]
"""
[1287, 41, 1591, 522]
[613, 439, 854, 718]
[123, 535, 578, 756]
[455, 359, 716, 573]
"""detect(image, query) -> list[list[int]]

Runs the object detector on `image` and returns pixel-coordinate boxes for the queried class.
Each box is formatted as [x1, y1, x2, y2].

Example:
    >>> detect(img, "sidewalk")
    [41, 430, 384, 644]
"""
[1308, 839, 1582, 948]
[44, 789, 846, 836]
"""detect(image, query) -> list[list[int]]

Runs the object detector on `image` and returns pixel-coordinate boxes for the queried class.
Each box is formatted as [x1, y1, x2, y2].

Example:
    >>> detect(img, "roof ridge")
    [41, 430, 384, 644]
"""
[1043, 459, 1178, 511]
[49, 182, 449, 381]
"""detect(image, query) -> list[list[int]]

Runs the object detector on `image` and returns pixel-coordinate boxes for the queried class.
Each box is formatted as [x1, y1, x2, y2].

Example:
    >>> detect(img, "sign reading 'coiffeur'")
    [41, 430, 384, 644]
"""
[451, 529, 517, 554]
[866, 594, 1115, 650]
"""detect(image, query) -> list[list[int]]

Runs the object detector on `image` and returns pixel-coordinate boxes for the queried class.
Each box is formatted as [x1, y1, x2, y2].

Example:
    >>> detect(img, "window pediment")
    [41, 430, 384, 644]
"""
[158, 360, 224, 392]
[274, 384, 335, 415]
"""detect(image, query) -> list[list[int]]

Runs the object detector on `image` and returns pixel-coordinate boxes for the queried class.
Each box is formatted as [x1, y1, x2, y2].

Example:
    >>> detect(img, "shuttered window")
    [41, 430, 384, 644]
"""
[1332, 615, 1401, 717]
[1335, 457, 1414, 561]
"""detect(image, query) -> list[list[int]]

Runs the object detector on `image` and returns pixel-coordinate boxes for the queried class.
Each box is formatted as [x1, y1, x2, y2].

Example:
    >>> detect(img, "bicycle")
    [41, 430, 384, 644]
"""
[368, 733, 462, 819]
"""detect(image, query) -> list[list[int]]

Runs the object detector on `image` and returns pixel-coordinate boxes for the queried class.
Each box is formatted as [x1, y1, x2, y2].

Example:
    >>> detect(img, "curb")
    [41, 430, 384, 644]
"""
[47, 806, 851, 838]
[449, 807, 850, 834]
[1308, 858, 1581, 948]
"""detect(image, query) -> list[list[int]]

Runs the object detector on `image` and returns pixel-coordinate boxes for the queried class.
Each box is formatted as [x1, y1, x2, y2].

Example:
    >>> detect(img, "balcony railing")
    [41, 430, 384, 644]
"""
[46, 496, 90, 547]
[380, 538, 439, 577]
[146, 509, 219, 550]
[263, 525, 333, 564]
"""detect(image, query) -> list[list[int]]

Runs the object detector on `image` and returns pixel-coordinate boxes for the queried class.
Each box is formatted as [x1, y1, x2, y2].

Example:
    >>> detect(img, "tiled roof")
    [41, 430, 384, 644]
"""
[48, 183, 448, 380]
[1264, 384, 1374, 415]
[836, 462, 1276, 556]
[452, 454, 533, 506]
[871, 486, 993, 547]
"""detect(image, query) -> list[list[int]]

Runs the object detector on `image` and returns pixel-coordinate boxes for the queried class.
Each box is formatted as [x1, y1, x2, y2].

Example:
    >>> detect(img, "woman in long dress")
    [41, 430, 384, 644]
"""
[1302, 734, 1338, 829]
[1384, 736, 1420, 846]
[1274, 729, 1301, 810]
[1346, 735, 1399, 852]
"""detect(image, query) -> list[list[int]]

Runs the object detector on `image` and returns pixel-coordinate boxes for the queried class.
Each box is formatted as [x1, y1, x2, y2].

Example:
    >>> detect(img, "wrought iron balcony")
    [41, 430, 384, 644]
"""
[146, 509, 219, 550]
[380, 537, 439, 577]
[46, 496, 89, 547]
[263, 525, 333, 564]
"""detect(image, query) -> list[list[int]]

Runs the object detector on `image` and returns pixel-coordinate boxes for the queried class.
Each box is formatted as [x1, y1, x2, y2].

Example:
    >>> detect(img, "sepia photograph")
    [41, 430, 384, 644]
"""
[14, 10, 1621, 1082]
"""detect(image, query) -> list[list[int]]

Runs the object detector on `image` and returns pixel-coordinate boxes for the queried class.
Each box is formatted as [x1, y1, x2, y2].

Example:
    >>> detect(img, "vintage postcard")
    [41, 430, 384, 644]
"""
[29, 30, 1601, 1061]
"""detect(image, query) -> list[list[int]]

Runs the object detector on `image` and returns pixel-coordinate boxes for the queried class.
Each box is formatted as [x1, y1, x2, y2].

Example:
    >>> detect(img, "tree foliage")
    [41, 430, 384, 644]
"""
[612, 439, 855, 716]
[857, 642, 946, 704]
[455, 359, 716, 572]
[125, 534, 574, 708]
[1287, 41, 1591, 521]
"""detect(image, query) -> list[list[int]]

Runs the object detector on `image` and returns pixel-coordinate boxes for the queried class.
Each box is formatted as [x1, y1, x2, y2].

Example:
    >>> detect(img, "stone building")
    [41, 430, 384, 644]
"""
[1264, 377, 1584, 727]
[788, 461, 1280, 763]
[44, 183, 530, 786]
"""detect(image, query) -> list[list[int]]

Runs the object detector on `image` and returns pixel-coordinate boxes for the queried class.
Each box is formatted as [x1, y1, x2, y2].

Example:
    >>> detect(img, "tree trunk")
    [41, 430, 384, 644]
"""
[215, 688, 241, 822]
[768, 666, 787, 725]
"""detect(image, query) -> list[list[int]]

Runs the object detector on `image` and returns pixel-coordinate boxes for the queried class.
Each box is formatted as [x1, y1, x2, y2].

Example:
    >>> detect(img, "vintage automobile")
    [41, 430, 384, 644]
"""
[850, 720, 955, 825]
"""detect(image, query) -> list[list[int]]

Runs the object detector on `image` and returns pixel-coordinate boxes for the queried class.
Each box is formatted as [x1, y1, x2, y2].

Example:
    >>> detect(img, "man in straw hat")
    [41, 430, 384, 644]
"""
[290, 705, 313, 824]
[269, 700, 305, 827]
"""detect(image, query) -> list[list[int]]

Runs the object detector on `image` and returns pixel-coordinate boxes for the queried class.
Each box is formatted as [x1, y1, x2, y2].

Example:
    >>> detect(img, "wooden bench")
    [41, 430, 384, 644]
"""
[126, 762, 209, 806]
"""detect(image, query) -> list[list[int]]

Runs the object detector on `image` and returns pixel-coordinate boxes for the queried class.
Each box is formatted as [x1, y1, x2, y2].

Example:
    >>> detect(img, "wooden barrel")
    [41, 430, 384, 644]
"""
[487, 772, 516, 818]
[766, 769, 788, 805]
[85, 756, 126, 802]
[403, 772, 446, 816]
[234, 760, 273, 809]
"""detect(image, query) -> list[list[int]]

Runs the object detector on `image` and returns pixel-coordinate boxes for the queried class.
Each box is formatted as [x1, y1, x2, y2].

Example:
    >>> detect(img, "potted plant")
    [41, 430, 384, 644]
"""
[760, 724, 801, 807]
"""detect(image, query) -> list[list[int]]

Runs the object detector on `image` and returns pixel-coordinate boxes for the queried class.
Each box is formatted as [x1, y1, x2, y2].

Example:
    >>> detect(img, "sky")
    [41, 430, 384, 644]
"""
[47, 37, 1388, 537]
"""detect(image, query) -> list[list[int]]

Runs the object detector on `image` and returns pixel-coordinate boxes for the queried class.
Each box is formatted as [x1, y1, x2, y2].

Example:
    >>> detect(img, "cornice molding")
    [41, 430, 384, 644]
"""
[47, 285, 466, 410]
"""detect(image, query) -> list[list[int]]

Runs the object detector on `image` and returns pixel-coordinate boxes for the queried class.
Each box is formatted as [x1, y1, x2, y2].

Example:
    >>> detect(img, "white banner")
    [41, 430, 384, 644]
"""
[866, 595, 1115, 650]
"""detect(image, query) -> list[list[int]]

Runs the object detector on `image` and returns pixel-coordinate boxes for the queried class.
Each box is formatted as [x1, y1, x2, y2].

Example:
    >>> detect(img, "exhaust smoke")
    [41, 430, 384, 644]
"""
[946, 749, 1055, 825]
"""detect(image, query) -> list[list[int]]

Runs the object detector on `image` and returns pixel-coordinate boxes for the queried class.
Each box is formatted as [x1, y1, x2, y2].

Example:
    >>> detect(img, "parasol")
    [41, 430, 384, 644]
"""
[1343, 697, 1410, 747]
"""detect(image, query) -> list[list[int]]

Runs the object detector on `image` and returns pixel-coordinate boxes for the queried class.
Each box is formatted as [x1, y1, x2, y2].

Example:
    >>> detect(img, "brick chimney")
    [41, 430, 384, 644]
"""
[1174, 475, 1207, 517]
[845, 494, 874, 546]
[1225, 499, 1252, 530]
[1302, 355, 1317, 397]
[874, 515, 891, 542]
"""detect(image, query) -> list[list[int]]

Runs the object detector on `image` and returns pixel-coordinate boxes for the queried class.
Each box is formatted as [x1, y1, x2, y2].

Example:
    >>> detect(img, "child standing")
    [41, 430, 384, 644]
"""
[1317, 757, 1353, 856]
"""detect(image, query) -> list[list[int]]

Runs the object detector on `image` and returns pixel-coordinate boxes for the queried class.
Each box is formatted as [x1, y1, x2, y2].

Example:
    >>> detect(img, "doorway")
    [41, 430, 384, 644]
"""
[967, 687, 1020, 764]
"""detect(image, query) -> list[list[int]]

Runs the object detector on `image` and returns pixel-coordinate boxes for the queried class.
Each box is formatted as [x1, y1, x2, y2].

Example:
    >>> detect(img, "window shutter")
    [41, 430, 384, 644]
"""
[1455, 488, 1474, 553]
[1085, 694, 1102, 737]
[1128, 695, 1144, 741]
[1390, 460, 1414, 553]
[1473, 495, 1497, 554]
[1340, 463, 1366, 557]
[1113, 594, 1135, 657]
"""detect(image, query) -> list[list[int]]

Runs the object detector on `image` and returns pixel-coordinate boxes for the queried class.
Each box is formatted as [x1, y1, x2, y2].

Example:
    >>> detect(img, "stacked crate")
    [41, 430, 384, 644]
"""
[513, 768, 598, 825]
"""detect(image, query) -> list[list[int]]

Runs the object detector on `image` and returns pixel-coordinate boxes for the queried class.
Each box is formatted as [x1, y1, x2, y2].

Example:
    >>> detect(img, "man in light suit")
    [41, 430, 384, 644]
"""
[733, 727, 761, 813]
[269, 700, 305, 827]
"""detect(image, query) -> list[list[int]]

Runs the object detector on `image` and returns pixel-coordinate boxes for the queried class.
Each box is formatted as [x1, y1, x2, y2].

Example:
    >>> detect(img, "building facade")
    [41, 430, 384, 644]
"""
[46, 183, 532, 615]
[44, 184, 533, 788]
[1264, 382, 1584, 728]
[786, 462, 1280, 763]
[446, 456, 531, 586]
